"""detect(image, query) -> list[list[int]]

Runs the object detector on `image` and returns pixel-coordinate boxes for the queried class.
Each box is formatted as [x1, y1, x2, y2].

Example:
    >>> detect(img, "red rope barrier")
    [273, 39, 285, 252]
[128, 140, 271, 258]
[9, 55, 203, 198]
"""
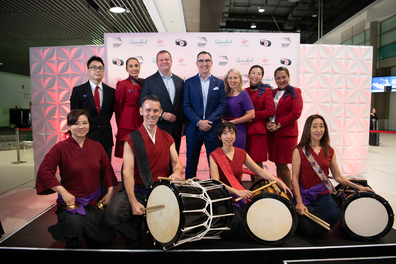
[17, 128, 32, 131]
[369, 130, 396, 134]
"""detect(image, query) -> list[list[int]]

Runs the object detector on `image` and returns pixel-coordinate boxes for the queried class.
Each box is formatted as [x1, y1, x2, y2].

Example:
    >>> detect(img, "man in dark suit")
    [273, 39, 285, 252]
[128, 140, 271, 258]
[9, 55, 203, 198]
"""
[70, 56, 115, 160]
[183, 51, 227, 179]
[140, 50, 184, 153]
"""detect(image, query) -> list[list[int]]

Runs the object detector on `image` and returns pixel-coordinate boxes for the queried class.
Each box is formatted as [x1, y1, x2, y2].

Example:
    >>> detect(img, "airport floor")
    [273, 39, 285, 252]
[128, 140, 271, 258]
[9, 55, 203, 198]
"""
[0, 133, 395, 243]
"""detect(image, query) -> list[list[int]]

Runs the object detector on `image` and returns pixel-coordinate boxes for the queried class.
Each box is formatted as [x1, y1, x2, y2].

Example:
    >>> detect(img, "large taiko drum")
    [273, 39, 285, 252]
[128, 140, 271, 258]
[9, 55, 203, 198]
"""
[145, 179, 234, 249]
[242, 179, 298, 245]
[335, 179, 394, 241]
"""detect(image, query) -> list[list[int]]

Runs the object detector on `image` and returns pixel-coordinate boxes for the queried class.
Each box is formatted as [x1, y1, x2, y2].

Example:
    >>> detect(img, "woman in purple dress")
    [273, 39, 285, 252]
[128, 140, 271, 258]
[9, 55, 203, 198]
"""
[222, 69, 254, 149]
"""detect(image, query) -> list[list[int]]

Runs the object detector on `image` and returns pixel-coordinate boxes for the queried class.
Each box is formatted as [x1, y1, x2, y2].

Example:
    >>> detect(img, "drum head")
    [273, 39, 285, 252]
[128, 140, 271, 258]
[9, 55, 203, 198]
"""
[340, 192, 394, 240]
[146, 182, 182, 245]
[243, 193, 297, 245]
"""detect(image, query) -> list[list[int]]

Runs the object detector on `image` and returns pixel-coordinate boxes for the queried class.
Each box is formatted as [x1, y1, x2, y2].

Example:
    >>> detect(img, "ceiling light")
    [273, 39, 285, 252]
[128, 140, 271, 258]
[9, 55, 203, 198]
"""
[251, 23, 257, 29]
[258, 7, 265, 13]
[109, 2, 125, 13]
[312, 14, 318, 18]
[296, 29, 301, 33]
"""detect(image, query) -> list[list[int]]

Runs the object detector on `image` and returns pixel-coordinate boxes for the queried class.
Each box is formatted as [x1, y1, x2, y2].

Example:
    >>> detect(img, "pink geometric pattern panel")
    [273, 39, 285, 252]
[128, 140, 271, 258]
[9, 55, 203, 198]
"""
[30, 46, 104, 177]
[299, 45, 372, 179]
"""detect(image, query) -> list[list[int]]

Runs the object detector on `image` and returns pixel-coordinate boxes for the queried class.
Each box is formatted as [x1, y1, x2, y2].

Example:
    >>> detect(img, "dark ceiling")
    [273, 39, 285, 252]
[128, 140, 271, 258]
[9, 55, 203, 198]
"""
[0, 0, 377, 77]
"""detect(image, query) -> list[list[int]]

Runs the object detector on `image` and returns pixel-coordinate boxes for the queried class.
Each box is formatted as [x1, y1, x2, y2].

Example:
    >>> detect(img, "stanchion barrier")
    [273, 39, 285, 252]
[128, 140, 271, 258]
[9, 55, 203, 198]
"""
[11, 127, 30, 164]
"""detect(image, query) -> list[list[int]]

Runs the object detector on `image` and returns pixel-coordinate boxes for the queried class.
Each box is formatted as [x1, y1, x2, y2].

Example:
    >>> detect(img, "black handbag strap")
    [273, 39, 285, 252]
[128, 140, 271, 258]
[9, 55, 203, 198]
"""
[130, 130, 153, 189]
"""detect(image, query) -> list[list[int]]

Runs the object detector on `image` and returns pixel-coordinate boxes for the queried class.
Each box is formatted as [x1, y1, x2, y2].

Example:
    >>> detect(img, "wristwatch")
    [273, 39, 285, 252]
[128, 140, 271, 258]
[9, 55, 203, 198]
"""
[276, 123, 281, 129]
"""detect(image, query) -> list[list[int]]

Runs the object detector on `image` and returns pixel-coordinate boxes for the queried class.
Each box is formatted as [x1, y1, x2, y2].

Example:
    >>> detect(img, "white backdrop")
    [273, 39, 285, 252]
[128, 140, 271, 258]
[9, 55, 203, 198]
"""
[104, 32, 300, 179]
[30, 36, 372, 181]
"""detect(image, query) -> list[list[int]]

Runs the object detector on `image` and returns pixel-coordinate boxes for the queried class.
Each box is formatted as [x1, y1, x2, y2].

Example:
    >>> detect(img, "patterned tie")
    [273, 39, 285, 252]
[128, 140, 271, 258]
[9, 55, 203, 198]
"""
[94, 86, 100, 114]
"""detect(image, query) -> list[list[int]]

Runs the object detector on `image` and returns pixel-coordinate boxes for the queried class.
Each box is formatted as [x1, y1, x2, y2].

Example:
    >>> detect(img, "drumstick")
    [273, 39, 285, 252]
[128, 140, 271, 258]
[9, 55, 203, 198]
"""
[303, 211, 330, 230]
[140, 204, 165, 212]
[181, 177, 196, 186]
[304, 211, 330, 227]
[234, 181, 277, 202]
[158, 177, 172, 181]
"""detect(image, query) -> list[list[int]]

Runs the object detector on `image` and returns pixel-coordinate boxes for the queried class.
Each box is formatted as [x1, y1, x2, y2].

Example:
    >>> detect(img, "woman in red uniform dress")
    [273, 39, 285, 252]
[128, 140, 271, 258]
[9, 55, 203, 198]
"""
[245, 65, 275, 183]
[266, 67, 303, 187]
[36, 109, 118, 247]
[114, 57, 143, 158]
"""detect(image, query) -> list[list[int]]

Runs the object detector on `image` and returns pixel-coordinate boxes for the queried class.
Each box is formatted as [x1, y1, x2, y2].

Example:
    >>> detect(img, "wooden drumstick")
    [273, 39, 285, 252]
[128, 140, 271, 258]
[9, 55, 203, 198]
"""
[181, 177, 196, 186]
[158, 177, 172, 181]
[303, 211, 330, 230]
[140, 204, 165, 212]
[234, 181, 277, 202]
[305, 211, 330, 227]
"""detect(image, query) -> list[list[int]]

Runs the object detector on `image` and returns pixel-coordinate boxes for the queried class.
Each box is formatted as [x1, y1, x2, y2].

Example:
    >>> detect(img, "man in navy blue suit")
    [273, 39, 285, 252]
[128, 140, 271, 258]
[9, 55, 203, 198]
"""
[183, 51, 226, 179]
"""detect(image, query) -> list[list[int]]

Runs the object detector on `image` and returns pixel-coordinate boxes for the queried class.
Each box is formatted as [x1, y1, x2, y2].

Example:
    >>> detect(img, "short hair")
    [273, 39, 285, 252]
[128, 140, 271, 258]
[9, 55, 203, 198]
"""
[248, 65, 264, 75]
[141, 94, 161, 108]
[197, 51, 212, 60]
[156, 50, 172, 61]
[223, 68, 243, 94]
[87, 56, 104, 69]
[66, 109, 90, 135]
[295, 114, 331, 158]
[217, 122, 237, 138]
[274, 66, 290, 77]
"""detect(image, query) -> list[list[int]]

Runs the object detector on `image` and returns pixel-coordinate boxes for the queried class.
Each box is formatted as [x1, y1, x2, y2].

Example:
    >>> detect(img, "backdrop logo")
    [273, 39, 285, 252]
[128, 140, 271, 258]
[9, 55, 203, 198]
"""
[215, 39, 232, 46]
[114, 37, 123, 42]
[241, 38, 250, 47]
[177, 57, 187, 66]
[112, 58, 124, 66]
[135, 56, 144, 65]
[218, 55, 229, 66]
[130, 39, 148, 46]
[261, 57, 270, 66]
[113, 37, 122, 47]
[259, 39, 271, 47]
[280, 58, 292, 65]
[156, 39, 165, 47]
[198, 37, 208, 47]
[236, 57, 253, 65]
[242, 74, 249, 85]
[282, 37, 292, 43]
[282, 43, 290, 48]
[175, 39, 187, 47]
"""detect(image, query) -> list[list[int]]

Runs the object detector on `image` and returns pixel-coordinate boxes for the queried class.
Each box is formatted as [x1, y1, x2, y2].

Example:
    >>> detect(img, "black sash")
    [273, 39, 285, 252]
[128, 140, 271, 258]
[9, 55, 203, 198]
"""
[130, 130, 153, 189]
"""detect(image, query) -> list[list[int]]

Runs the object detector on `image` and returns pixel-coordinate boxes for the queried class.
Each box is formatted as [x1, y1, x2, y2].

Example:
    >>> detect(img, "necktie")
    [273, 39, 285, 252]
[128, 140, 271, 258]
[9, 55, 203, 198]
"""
[94, 86, 100, 114]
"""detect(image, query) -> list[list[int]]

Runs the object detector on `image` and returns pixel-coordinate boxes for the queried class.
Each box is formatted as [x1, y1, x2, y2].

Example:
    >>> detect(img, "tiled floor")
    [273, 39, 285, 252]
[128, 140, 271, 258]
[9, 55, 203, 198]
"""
[0, 133, 395, 243]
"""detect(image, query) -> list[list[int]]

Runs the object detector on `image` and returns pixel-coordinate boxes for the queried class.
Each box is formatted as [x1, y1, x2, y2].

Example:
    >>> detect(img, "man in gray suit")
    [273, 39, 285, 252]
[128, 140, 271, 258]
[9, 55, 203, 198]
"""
[140, 50, 184, 153]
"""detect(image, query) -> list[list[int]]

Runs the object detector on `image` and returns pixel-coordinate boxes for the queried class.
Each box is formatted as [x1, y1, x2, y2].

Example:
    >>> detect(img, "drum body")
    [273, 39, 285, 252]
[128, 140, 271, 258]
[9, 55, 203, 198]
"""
[335, 181, 394, 241]
[242, 179, 298, 245]
[145, 179, 233, 249]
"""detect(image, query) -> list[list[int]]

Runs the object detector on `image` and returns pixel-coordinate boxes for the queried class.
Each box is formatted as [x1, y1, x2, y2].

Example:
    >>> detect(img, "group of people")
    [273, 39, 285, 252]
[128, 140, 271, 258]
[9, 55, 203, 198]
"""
[36, 51, 372, 248]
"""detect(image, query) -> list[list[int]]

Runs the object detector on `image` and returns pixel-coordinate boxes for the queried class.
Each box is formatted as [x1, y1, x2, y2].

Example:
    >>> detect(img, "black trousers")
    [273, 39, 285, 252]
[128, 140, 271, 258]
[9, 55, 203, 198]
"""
[105, 189, 147, 242]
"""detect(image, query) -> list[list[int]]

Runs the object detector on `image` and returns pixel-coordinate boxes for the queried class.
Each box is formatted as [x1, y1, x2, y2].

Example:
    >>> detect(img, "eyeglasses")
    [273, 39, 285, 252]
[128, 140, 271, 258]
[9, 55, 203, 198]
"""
[197, 59, 212, 64]
[89, 66, 104, 71]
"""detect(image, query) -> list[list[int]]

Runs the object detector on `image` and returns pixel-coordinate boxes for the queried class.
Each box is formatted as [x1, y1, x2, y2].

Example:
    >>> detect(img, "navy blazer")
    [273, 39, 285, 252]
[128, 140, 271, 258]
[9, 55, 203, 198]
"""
[140, 71, 184, 141]
[70, 81, 115, 149]
[183, 74, 226, 138]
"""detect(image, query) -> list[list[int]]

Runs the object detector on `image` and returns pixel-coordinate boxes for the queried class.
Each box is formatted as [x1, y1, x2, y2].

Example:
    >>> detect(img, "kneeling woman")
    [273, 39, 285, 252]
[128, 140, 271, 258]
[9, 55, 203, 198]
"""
[209, 122, 291, 238]
[36, 109, 119, 247]
[292, 114, 372, 236]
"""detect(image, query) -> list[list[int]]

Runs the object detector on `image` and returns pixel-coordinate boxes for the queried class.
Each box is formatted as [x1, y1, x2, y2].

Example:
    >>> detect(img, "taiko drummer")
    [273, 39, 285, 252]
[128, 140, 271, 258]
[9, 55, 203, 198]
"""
[105, 94, 183, 243]
[291, 114, 372, 237]
[209, 122, 292, 238]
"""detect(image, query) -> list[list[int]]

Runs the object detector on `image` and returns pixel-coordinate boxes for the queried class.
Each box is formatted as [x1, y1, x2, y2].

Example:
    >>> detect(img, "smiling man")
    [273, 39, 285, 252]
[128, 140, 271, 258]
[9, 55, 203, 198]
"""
[105, 94, 183, 243]
[139, 50, 184, 153]
[70, 56, 115, 161]
[183, 51, 227, 179]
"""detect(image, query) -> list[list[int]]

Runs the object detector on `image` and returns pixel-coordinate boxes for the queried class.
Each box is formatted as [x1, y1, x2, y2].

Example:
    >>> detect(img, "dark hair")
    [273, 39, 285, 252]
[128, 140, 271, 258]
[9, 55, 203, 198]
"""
[126, 57, 139, 66]
[248, 65, 264, 75]
[217, 122, 237, 138]
[274, 66, 290, 77]
[295, 114, 331, 158]
[66, 109, 90, 135]
[141, 94, 161, 108]
[87, 56, 104, 69]
[156, 50, 172, 61]
[197, 51, 212, 60]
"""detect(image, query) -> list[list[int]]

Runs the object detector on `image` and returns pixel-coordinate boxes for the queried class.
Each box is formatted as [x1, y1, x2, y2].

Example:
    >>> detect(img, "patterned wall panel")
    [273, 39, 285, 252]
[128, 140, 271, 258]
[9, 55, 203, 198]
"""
[30, 46, 104, 177]
[299, 45, 372, 179]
